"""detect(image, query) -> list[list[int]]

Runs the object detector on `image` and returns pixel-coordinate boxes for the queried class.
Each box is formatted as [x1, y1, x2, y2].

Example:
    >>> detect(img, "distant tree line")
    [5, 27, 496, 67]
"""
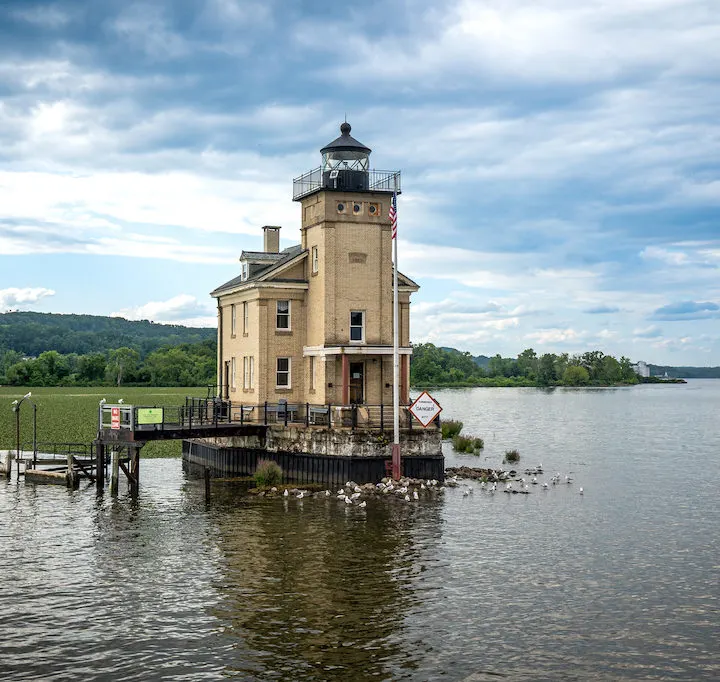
[410, 344, 640, 387]
[0, 341, 216, 387]
[0, 311, 215, 357]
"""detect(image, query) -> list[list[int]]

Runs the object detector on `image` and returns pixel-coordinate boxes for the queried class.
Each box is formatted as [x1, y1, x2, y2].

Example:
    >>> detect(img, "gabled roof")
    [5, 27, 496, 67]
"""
[397, 269, 420, 291]
[211, 245, 307, 297]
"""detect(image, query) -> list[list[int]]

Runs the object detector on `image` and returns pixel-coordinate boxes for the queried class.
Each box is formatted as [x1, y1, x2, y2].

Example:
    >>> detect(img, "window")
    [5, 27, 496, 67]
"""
[243, 357, 249, 389]
[231, 357, 236, 389]
[311, 245, 319, 274]
[276, 300, 290, 329]
[241, 262, 248, 281]
[242, 301, 248, 334]
[276, 357, 290, 388]
[350, 311, 364, 342]
[309, 356, 316, 391]
[249, 356, 255, 389]
[231, 304, 236, 336]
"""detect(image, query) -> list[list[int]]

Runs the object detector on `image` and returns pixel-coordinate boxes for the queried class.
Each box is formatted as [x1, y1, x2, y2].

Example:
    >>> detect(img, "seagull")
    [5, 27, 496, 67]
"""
[283, 489, 289, 497]
[489, 484, 496, 493]
[358, 501, 367, 508]
[404, 494, 411, 502]
[337, 493, 346, 500]
[354, 486, 361, 493]
[542, 482, 549, 489]
[579, 487, 584, 495]
[421, 483, 426, 490]
[413, 490, 419, 500]
[565, 476, 572, 484]
[297, 491, 304, 499]
[351, 492, 361, 500]
[532, 477, 538, 485]
[118, 398, 124, 404]
[463, 490, 469, 497]
[337, 489, 344, 495]
[99, 398, 106, 405]
[345, 496, 353, 504]
[24, 392, 32, 399]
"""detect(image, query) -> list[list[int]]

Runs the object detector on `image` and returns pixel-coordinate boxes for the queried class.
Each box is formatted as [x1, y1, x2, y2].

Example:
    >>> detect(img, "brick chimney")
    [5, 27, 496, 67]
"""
[263, 226, 280, 253]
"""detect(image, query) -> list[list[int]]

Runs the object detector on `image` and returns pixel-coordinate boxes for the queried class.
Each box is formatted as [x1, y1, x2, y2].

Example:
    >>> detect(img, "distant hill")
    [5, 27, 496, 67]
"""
[648, 364, 720, 379]
[0, 312, 216, 358]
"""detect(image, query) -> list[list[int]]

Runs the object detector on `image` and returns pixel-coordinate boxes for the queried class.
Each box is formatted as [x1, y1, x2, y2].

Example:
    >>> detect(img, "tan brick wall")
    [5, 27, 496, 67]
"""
[216, 188, 417, 408]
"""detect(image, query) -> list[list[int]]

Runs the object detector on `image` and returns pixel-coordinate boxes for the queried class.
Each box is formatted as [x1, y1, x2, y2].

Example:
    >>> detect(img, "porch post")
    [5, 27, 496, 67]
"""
[342, 354, 350, 405]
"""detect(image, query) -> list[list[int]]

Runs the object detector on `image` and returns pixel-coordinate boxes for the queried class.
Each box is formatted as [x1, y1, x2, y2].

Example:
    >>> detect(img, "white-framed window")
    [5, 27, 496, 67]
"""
[276, 357, 291, 388]
[276, 300, 290, 329]
[249, 356, 255, 389]
[243, 356, 249, 389]
[231, 357, 236, 389]
[311, 245, 319, 274]
[350, 311, 365, 342]
[231, 304, 237, 336]
[242, 301, 248, 334]
[241, 262, 248, 281]
[309, 355, 316, 390]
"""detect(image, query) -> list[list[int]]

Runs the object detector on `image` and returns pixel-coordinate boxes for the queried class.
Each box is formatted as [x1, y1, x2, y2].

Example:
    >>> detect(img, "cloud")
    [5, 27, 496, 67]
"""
[111, 294, 215, 326]
[652, 301, 719, 321]
[0, 287, 56, 310]
[633, 325, 663, 338]
[584, 305, 621, 314]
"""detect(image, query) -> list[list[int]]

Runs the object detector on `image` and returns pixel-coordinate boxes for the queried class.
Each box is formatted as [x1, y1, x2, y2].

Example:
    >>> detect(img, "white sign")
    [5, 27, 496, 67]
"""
[409, 391, 442, 428]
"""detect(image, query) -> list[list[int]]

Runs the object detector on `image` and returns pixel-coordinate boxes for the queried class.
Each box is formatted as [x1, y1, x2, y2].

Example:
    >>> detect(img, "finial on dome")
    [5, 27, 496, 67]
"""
[340, 121, 351, 135]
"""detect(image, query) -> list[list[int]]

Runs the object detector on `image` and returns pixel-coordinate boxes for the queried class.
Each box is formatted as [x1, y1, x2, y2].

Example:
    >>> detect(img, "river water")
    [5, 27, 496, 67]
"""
[1, 381, 718, 681]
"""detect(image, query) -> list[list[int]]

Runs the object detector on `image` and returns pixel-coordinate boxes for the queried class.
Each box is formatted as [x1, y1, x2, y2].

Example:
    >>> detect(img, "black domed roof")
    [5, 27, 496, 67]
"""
[320, 122, 371, 154]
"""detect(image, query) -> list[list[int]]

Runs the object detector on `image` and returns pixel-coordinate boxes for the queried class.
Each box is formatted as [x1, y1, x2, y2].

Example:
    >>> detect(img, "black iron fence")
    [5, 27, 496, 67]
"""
[100, 399, 440, 433]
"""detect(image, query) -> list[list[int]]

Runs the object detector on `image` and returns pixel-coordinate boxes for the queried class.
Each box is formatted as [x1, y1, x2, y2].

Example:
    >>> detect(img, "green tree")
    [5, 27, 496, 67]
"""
[600, 355, 622, 383]
[517, 348, 538, 378]
[563, 365, 590, 386]
[537, 353, 558, 386]
[107, 347, 139, 386]
[78, 353, 107, 383]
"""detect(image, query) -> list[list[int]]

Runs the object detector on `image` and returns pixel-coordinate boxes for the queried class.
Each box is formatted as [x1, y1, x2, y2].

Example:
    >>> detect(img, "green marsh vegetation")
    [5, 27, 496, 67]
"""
[440, 419, 463, 439]
[452, 434, 484, 454]
[504, 449, 521, 464]
[253, 460, 283, 488]
[0, 386, 208, 458]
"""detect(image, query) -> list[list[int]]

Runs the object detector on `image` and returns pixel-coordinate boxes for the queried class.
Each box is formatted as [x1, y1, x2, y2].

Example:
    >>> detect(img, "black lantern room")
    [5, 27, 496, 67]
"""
[320, 122, 371, 192]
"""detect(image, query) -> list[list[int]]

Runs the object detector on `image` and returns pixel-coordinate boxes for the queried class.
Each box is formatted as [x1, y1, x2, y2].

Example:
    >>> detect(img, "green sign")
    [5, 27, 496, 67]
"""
[137, 408, 164, 425]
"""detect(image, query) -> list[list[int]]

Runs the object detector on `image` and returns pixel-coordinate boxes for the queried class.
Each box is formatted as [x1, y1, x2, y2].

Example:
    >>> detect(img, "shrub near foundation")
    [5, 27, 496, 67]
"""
[441, 420, 463, 439]
[452, 434, 484, 454]
[254, 459, 283, 487]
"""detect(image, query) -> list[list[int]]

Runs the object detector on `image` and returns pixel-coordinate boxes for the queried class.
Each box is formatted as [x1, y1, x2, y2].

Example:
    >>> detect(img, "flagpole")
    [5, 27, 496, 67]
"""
[391, 190, 400, 480]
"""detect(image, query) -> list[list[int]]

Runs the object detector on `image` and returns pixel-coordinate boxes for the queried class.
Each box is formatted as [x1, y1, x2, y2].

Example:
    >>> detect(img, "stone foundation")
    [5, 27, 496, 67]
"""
[183, 425, 443, 485]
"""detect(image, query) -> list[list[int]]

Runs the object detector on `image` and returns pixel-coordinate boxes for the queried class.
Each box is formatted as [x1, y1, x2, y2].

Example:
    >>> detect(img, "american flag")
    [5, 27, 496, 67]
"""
[389, 192, 397, 240]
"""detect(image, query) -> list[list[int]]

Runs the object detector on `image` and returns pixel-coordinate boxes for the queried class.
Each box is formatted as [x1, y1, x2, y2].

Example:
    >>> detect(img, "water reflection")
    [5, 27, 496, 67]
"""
[205, 485, 444, 680]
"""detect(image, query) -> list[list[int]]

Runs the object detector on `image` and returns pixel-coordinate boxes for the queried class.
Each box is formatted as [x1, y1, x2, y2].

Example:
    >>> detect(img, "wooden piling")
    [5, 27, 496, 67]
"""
[110, 448, 119, 496]
[95, 442, 105, 493]
[204, 466, 211, 502]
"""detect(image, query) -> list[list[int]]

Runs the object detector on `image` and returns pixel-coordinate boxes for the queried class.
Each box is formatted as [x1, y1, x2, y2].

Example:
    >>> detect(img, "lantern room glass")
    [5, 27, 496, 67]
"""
[322, 150, 370, 173]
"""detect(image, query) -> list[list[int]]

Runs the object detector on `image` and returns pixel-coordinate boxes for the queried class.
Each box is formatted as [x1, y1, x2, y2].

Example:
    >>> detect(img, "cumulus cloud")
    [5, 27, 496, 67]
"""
[111, 295, 216, 327]
[652, 301, 720, 321]
[0, 287, 56, 310]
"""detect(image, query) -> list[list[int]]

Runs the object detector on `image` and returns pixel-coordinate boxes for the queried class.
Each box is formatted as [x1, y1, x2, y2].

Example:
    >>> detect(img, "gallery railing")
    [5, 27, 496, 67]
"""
[100, 399, 439, 434]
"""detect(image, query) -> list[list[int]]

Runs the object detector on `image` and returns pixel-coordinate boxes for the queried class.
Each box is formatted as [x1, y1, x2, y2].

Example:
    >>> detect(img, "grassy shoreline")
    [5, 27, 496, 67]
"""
[0, 386, 208, 458]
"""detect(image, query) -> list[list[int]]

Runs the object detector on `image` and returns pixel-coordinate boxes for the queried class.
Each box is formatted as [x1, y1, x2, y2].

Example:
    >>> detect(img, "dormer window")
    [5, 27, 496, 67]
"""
[241, 262, 248, 281]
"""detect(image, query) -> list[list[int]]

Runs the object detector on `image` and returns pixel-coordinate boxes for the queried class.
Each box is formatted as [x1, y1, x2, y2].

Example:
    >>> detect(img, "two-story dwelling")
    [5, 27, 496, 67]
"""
[211, 122, 419, 409]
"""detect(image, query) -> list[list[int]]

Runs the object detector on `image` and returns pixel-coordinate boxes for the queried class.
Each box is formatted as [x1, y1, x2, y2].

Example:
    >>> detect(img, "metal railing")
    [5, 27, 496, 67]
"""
[292, 168, 401, 200]
[99, 399, 439, 434]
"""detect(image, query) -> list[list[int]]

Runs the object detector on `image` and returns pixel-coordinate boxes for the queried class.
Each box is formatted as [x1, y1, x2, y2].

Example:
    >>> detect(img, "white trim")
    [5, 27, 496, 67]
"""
[242, 301, 248, 334]
[249, 356, 255, 388]
[311, 245, 319, 273]
[231, 357, 236, 389]
[231, 303, 237, 335]
[212, 281, 308, 299]
[303, 345, 413, 357]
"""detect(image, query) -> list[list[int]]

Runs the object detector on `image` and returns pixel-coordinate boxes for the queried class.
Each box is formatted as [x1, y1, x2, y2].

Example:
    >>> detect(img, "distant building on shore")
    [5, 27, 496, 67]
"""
[632, 360, 650, 378]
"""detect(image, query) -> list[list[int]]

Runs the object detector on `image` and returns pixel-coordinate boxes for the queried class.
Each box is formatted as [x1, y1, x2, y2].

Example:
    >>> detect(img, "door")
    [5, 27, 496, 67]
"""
[349, 362, 364, 404]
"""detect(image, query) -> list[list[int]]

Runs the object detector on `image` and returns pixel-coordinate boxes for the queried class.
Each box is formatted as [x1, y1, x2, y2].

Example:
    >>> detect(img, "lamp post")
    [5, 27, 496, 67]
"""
[12, 392, 37, 477]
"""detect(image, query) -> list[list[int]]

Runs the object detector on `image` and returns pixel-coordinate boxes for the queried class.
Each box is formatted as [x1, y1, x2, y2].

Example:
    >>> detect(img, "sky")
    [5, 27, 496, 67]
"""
[0, 0, 718, 366]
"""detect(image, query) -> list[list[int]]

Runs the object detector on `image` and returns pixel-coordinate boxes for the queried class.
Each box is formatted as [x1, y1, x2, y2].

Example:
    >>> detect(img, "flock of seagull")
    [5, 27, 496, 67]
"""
[447, 465, 584, 497]
[271, 467, 583, 509]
